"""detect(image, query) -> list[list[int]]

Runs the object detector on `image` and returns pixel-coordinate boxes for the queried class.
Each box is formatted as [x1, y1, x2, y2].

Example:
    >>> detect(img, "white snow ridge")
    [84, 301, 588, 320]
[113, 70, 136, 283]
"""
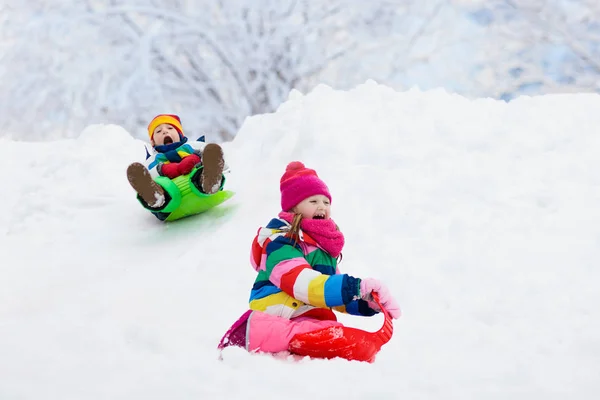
[2, 83, 600, 399]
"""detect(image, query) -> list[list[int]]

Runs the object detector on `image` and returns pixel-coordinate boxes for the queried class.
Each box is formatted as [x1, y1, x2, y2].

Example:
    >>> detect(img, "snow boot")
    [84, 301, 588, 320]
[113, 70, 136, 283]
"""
[126, 162, 166, 208]
[198, 143, 224, 194]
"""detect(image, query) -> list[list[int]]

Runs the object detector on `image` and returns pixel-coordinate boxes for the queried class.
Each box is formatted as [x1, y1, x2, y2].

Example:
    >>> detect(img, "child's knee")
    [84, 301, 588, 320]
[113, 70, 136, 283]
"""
[247, 312, 342, 353]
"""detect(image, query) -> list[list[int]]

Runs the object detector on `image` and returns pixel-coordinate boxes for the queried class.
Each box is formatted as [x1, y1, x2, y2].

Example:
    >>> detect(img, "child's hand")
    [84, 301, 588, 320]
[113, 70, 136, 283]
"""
[178, 154, 201, 175]
[360, 278, 401, 319]
[159, 162, 181, 179]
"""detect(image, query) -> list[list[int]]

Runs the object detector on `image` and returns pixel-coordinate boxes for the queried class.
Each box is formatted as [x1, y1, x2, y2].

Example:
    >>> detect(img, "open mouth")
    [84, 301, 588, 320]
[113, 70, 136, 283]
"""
[163, 136, 174, 145]
[313, 214, 325, 220]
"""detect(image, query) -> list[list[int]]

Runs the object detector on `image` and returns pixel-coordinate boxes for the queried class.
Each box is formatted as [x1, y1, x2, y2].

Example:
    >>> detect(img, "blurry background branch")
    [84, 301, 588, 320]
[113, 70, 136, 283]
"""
[465, 0, 600, 99]
[1, 0, 599, 141]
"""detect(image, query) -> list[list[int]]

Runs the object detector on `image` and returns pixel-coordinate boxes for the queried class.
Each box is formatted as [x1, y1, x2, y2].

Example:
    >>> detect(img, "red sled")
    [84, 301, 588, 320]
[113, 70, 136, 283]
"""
[288, 293, 394, 363]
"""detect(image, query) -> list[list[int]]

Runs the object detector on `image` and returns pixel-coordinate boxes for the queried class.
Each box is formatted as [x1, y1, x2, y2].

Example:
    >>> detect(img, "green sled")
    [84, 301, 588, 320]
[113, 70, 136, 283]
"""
[137, 166, 234, 222]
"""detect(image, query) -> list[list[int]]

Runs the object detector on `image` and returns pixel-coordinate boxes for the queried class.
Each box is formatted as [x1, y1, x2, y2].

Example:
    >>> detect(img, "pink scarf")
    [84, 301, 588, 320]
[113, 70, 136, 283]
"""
[278, 212, 345, 257]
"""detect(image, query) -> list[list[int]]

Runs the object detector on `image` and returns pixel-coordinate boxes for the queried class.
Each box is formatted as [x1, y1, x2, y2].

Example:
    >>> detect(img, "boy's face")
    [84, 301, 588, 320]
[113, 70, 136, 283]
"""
[152, 123, 181, 146]
[292, 195, 331, 220]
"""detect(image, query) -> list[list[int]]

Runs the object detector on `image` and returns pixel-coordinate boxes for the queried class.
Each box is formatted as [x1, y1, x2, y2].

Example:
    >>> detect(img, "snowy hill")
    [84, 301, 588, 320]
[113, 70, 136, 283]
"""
[2, 82, 600, 399]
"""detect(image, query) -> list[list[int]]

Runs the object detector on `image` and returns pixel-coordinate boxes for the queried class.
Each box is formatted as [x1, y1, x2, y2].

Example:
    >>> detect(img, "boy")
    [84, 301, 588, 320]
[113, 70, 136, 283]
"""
[127, 114, 226, 213]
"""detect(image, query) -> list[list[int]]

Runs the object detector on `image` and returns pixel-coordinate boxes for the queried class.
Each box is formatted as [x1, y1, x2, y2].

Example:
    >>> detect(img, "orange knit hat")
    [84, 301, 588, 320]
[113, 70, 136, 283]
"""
[147, 114, 184, 140]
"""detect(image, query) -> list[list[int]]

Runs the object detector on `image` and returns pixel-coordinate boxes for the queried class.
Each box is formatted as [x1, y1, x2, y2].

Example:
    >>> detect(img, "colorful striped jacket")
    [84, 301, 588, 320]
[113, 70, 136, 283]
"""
[249, 217, 377, 319]
[144, 139, 230, 179]
[145, 140, 206, 179]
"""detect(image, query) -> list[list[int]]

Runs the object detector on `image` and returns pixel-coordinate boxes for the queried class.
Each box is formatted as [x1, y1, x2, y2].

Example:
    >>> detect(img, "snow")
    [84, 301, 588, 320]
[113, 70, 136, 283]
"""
[2, 82, 600, 399]
[152, 192, 165, 208]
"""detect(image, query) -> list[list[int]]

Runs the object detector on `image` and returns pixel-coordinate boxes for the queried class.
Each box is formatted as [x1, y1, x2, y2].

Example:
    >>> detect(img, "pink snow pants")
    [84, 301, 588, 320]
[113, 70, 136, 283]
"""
[248, 311, 343, 353]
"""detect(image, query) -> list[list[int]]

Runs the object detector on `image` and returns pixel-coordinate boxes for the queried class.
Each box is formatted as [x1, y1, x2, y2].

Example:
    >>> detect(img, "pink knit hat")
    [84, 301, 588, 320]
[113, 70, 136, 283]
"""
[280, 161, 332, 211]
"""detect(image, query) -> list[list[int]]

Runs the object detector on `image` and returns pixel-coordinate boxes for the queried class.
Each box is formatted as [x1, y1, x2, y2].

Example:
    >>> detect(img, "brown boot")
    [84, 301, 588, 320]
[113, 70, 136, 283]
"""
[198, 143, 224, 194]
[126, 162, 166, 208]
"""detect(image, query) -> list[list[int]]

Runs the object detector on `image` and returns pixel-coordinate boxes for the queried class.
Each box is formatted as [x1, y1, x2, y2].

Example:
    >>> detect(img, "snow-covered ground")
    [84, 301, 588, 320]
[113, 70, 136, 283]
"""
[2, 82, 599, 399]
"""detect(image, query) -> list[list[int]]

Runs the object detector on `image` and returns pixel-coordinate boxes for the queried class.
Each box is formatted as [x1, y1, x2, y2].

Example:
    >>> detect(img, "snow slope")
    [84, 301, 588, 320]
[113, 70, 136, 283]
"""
[2, 82, 600, 399]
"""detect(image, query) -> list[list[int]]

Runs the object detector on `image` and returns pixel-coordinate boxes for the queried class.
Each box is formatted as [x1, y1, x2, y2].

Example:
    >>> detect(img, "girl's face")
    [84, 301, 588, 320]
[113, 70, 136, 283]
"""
[293, 195, 331, 220]
[152, 123, 180, 146]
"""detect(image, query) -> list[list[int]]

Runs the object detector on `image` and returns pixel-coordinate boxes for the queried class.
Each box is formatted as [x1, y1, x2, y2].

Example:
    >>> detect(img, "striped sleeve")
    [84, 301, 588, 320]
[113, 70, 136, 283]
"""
[265, 236, 360, 307]
[145, 153, 161, 178]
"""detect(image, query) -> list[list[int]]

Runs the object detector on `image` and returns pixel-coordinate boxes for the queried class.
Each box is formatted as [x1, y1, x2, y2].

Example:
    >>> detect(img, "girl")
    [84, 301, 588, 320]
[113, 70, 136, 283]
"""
[219, 161, 401, 354]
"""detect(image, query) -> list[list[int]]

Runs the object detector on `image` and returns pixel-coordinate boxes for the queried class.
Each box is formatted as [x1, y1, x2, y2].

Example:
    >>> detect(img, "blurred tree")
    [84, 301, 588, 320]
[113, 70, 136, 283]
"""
[465, 0, 600, 100]
[0, 0, 378, 140]
[324, 1, 477, 94]
[6, 0, 597, 141]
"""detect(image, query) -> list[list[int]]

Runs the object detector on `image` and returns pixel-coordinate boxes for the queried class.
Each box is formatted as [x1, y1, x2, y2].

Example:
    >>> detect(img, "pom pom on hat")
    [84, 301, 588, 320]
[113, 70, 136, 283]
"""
[147, 114, 184, 140]
[280, 161, 332, 211]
